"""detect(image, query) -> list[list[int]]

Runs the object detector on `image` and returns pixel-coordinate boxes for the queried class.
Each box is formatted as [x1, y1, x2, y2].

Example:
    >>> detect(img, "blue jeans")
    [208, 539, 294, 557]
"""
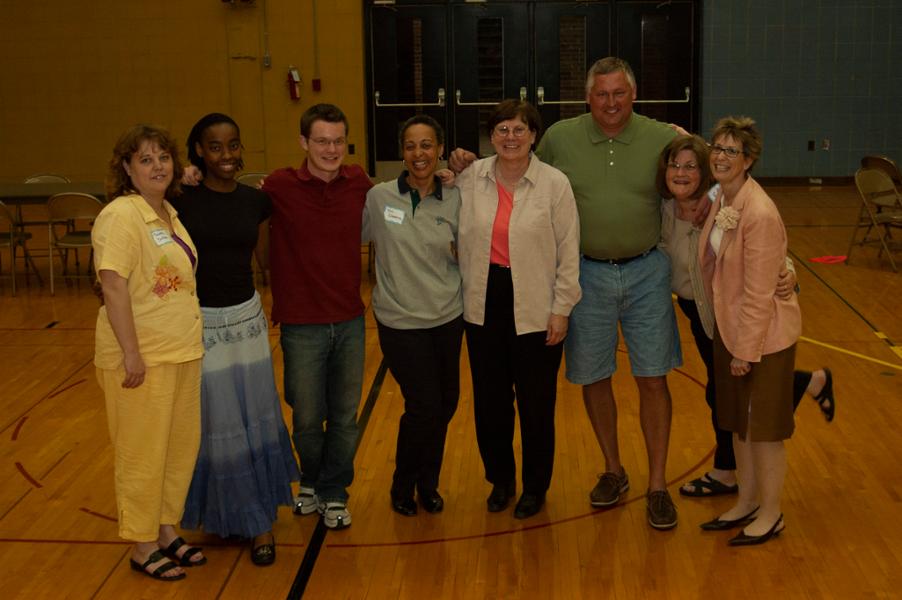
[565, 249, 682, 384]
[280, 316, 364, 502]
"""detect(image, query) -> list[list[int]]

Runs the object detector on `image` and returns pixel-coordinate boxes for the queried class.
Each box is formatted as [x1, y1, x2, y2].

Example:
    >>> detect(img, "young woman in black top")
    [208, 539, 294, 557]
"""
[172, 113, 299, 566]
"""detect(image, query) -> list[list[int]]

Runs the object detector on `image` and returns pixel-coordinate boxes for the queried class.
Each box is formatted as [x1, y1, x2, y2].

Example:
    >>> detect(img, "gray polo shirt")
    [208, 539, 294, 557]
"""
[362, 174, 463, 330]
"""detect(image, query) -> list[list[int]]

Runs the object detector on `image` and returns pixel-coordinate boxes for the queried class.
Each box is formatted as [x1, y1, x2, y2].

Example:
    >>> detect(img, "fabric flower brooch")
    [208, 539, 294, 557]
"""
[714, 205, 740, 231]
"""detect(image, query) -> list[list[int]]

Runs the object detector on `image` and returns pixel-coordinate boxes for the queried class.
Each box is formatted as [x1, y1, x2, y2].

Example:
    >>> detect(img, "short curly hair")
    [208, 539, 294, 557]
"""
[711, 116, 763, 171]
[106, 124, 183, 200]
[655, 135, 713, 200]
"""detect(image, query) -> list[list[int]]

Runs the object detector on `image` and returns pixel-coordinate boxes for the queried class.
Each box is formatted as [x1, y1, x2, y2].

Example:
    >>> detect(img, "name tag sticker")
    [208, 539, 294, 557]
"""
[151, 229, 173, 246]
[384, 206, 405, 225]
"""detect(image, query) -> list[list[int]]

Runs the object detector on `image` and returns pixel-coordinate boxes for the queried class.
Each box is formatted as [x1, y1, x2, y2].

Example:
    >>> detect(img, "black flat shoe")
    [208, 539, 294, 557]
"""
[487, 481, 516, 513]
[699, 506, 760, 531]
[728, 515, 784, 546]
[391, 496, 418, 516]
[814, 368, 836, 423]
[251, 534, 276, 566]
[419, 491, 444, 514]
[513, 492, 545, 520]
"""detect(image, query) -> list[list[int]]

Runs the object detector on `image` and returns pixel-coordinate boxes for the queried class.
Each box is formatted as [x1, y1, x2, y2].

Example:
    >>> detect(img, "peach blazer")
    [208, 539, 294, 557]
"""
[698, 176, 801, 362]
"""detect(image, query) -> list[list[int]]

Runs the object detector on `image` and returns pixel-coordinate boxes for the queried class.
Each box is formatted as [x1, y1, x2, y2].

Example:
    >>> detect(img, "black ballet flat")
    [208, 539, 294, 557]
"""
[418, 490, 444, 514]
[391, 495, 418, 517]
[251, 534, 276, 566]
[487, 481, 516, 513]
[814, 368, 836, 423]
[728, 515, 784, 546]
[699, 506, 759, 531]
[513, 492, 545, 520]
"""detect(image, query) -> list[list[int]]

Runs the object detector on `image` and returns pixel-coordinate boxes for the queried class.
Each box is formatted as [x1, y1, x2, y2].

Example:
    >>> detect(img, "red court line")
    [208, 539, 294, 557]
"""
[0, 537, 307, 548]
[11, 416, 27, 441]
[0, 358, 94, 435]
[326, 446, 715, 548]
[79, 508, 117, 522]
[14, 462, 43, 488]
[47, 378, 87, 399]
[328, 364, 712, 549]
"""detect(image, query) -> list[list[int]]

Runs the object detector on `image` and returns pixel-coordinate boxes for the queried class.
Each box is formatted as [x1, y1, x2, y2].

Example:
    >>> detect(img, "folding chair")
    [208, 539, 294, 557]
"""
[47, 193, 104, 294]
[861, 155, 902, 188]
[846, 167, 902, 271]
[0, 200, 42, 295]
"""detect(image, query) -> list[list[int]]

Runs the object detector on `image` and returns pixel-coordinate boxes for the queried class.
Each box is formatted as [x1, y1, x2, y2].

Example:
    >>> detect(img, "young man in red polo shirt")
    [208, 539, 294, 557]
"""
[263, 104, 373, 529]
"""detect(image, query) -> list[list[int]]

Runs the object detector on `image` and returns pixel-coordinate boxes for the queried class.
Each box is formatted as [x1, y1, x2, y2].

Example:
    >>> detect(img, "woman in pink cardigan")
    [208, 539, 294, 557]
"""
[698, 117, 801, 546]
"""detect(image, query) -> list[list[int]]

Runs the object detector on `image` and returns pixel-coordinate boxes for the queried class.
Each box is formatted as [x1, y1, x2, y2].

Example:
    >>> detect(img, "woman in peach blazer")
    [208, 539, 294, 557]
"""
[697, 116, 801, 547]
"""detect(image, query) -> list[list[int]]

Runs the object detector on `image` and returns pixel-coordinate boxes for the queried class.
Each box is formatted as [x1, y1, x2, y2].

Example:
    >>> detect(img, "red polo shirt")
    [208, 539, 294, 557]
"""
[263, 161, 373, 324]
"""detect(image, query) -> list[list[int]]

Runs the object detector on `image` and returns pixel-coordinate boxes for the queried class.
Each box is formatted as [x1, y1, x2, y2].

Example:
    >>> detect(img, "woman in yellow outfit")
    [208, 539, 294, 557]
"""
[93, 125, 205, 581]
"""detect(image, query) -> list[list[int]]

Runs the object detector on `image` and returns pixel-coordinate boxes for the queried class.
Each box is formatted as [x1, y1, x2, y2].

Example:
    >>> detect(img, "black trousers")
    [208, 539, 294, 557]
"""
[377, 316, 463, 499]
[465, 265, 564, 495]
[677, 297, 811, 470]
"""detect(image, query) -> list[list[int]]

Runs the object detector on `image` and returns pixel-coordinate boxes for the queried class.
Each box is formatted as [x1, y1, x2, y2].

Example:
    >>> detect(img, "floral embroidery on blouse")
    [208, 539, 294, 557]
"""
[152, 255, 182, 298]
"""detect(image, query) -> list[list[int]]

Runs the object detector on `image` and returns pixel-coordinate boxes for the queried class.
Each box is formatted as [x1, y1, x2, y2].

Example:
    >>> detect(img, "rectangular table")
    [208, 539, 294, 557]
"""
[0, 182, 107, 206]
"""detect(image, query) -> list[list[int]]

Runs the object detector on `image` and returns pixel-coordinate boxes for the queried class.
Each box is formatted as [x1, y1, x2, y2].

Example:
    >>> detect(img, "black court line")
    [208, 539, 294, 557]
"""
[286, 359, 389, 600]
[789, 248, 884, 334]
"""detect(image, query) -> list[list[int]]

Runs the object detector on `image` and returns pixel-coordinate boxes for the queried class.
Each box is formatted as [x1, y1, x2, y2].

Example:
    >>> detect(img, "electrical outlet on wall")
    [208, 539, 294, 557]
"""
[822, 138, 831, 150]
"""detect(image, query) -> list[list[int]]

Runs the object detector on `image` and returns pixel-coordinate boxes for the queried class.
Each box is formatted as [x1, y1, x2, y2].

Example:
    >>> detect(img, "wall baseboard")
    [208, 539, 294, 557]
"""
[757, 176, 854, 186]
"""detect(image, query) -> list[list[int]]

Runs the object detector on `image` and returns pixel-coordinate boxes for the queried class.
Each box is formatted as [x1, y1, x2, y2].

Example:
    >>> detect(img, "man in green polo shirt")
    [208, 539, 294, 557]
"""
[535, 57, 683, 531]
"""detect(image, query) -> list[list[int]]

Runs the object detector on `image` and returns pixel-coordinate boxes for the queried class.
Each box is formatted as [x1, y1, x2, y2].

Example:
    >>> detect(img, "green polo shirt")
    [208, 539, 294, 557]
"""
[362, 174, 463, 330]
[537, 112, 676, 259]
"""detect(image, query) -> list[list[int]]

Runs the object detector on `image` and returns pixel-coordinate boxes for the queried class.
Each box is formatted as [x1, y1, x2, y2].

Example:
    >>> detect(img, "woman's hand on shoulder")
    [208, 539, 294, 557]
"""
[436, 168, 456, 187]
[182, 165, 203, 187]
[448, 148, 477, 174]
[546, 313, 569, 346]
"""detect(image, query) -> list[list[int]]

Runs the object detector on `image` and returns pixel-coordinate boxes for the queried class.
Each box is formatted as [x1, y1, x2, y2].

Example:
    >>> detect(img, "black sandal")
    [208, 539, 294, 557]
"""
[130, 550, 186, 581]
[679, 473, 739, 497]
[814, 368, 836, 423]
[251, 533, 276, 566]
[161, 536, 207, 567]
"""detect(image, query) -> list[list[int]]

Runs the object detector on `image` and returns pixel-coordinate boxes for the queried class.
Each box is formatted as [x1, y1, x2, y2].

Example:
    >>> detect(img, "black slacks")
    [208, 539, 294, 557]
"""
[377, 315, 463, 499]
[465, 265, 564, 495]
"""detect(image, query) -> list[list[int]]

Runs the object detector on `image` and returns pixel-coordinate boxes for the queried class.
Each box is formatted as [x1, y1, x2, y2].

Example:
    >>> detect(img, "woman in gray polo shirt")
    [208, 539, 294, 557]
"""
[362, 115, 463, 516]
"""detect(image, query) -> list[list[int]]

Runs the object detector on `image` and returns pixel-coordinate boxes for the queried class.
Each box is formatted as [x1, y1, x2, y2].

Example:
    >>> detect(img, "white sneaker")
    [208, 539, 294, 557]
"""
[294, 487, 318, 515]
[317, 499, 351, 529]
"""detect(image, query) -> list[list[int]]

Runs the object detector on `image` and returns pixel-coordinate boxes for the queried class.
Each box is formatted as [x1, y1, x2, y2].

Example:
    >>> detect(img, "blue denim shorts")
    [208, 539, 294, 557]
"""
[565, 248, 682, 383]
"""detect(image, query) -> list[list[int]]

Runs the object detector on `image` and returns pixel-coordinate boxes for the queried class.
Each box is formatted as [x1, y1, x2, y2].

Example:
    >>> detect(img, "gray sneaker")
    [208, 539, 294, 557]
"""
[646, 490, 678, 530]
[293, 487, 318, 515]
[317, 499, 352, 529]
[590, 468, 630, 507]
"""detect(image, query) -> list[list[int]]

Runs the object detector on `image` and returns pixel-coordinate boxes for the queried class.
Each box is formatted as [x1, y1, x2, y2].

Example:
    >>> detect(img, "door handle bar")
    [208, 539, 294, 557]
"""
[456, 87, 527, 106]
[374, 88, 446, 107]
[635, 87, 691, 104]
[536, 86, 690, 105]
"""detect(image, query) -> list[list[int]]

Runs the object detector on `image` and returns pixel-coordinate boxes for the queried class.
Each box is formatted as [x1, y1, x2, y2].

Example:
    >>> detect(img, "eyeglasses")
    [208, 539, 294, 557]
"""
[667, 161, 699, 172]
[709, 144, 745, 158]
[310, 137, 346, 148]
[493, 125, 529, 138]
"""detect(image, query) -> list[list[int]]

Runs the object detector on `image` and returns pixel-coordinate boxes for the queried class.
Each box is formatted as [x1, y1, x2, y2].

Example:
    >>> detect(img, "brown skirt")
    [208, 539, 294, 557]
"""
[713, 329, 796, 441]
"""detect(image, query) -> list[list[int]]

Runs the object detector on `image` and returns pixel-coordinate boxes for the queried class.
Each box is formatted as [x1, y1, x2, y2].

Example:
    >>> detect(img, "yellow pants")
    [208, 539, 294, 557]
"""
[97, 359, 202, 542]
